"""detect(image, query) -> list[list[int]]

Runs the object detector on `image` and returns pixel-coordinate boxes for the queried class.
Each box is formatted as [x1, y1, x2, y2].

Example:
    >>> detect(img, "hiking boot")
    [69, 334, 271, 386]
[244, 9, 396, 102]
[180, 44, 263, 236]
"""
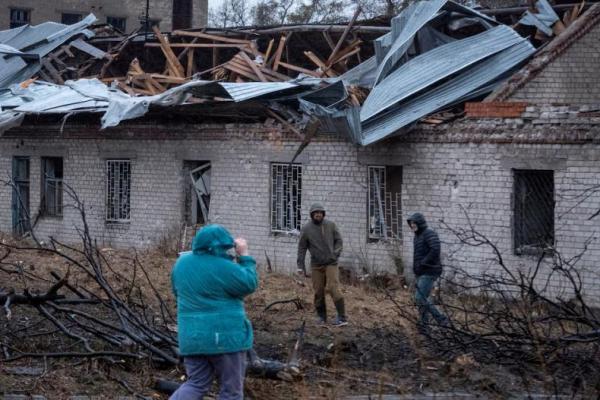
[333, 299, 348, 327]
[315, 304, 327, 326]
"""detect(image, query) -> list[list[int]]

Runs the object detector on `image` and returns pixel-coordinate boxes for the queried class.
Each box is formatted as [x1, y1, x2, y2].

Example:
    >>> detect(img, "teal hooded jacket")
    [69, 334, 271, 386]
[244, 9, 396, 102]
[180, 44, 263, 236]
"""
[171, 224, 258, 356]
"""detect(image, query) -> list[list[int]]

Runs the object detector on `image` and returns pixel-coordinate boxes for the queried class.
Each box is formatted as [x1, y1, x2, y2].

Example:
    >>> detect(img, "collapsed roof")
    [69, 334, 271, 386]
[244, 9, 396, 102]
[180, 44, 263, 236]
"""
[0, 0, 589, 145]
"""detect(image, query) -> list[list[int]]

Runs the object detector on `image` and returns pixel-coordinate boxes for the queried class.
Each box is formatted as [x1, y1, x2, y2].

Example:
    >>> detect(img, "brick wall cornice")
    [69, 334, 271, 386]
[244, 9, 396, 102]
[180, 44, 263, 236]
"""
[398, 123, 600, 145]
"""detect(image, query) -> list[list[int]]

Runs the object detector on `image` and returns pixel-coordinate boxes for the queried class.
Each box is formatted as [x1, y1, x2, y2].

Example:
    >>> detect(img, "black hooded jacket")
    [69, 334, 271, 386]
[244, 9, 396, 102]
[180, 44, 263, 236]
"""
[407, 213, 442, 277]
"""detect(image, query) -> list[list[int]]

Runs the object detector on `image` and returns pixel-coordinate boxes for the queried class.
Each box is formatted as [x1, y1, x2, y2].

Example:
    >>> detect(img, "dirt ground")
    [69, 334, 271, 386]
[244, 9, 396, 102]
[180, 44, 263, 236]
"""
[0, 243, 563, 399]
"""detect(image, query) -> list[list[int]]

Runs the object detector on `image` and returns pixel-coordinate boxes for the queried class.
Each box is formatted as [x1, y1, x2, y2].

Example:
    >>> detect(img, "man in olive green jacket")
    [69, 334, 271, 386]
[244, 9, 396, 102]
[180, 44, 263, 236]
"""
[297, 203, 347, 326]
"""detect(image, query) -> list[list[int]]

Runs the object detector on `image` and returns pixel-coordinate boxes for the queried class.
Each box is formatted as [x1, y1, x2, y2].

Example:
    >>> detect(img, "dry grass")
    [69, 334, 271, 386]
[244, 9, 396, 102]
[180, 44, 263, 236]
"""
[1, 240, 586, 398]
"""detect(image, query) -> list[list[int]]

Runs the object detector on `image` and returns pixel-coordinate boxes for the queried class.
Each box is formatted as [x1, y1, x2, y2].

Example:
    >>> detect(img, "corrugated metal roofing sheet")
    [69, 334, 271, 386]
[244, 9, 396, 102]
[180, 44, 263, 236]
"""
[0, 1, 540, 145]
[373, 0, 446, 85]
[70, 38, 107, 59]
[519, 0, 560, 36]
[4, 22, 68, 51]
[360, 40, 535, 145]
[220, 82, 298, 102]
[0, 44, 25, 57]
[337, 56, 377, 88]
[361, 25, 526, 122]
[0, 14, 96, 90]
[0, 25, 28, 43]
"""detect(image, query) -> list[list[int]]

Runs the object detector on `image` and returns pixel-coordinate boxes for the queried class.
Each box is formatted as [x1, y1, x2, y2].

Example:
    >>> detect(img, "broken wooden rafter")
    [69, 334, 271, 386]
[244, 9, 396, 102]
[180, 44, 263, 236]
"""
[329, 46, 361, 67]
[264, 38, 275, 64]
[322, 30, 336, 51]
[233, 24, 389, 34]
[561, 1, 586, 28]
[239, 51, 267, 82]
[248, 40, 260, 56]
[41, 59, 64, 84]
[187, 48, 195, 77]
[145, 42, 248, 49]
[326, 6, 362, 65]
[152, 26, 185, 78]
[266, 108, 304, 140]
[224, 62, 261, 82]
[127, 58, 165, 95]
[259, 66, 291, 82]
[130, 73, 187, 85]
[223, 54, 290, 82]
[303, 51, 337, 78]
[271, 35, 287, 72]
[161, 36, 200, 76]
[48, 52, 67, 68]
[328, 39, 362, 66]
[277, 61, 320, 77]
[172, 30, 252, 45]
[117, 81, 137, 96]
[61, 45, 75, 58]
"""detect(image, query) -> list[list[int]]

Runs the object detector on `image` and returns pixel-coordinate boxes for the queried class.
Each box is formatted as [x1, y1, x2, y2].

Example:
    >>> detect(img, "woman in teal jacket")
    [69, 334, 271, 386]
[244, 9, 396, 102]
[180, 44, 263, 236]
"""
[170, 224, 258, 400]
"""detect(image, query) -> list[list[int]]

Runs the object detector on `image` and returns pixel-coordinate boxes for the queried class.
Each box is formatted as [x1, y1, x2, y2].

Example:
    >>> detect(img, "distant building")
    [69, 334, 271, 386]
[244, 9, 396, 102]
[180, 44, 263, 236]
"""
[0, 0, 208, 32]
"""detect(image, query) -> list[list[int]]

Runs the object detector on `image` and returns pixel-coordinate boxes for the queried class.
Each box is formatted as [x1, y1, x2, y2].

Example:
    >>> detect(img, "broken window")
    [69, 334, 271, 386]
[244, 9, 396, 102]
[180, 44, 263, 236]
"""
[106, 160, 131, 223]
[106, 16, 127, 32]
[513, 169, 555, 255]
[61, 13, 83, 25]
[271, 163, 302, 233]
[12, 157, 30, 235]
[368, 166, 402, 241]
[41, 157, 63, 217]
[183, 161, 211, 226]
[10, 8, 30, 28]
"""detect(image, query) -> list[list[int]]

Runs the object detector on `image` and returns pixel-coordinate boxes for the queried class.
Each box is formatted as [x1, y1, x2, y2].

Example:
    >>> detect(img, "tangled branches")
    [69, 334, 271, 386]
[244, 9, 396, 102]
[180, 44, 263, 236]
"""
[387, 210, 600, 396]
[1, 182, 303, 395]
[0, 183, 179, 365]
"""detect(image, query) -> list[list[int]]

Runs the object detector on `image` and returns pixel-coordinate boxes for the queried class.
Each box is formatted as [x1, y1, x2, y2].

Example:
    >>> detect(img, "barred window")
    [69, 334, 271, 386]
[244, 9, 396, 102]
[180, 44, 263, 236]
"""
[12, 157, 30, 235]
[106, 160, 131, 222]
[271, 163, 302, 232]
[10, 8, 30, 28]
[106, 16, 127, 32]
[368, 166, 402, 241]
[513, 169, 554, 255]
[41, 157, 63, 217]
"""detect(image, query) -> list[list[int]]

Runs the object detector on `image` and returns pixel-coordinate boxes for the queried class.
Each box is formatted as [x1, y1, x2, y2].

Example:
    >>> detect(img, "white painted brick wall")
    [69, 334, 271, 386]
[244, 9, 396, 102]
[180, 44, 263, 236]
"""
[1, 130, 599, 303]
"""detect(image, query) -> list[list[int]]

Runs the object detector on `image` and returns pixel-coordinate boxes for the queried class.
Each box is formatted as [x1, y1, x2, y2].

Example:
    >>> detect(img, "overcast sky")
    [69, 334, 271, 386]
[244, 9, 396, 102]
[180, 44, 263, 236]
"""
[208, 0, 258, 10]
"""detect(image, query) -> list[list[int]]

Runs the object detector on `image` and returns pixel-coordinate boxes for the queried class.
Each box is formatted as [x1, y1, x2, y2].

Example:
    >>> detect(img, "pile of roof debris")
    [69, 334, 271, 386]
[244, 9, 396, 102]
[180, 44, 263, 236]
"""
[0, 0, 590, 145]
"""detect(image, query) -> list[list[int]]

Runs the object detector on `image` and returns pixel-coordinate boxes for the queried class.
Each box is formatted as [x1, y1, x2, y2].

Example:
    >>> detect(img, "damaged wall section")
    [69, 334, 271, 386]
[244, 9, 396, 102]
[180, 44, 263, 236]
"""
[1, 113, 600, 304]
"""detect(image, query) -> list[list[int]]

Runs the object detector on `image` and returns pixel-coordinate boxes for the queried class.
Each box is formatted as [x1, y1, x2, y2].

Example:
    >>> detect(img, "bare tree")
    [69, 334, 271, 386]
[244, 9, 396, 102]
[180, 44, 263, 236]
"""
[252, 0, 297, 26]
[287, 0, 347, 23]
[209, 0, 251, 28]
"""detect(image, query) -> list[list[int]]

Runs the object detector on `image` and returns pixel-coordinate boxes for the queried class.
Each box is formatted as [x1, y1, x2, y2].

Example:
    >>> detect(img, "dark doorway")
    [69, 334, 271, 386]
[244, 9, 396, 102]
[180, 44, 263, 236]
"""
[172, 0, 193, 30]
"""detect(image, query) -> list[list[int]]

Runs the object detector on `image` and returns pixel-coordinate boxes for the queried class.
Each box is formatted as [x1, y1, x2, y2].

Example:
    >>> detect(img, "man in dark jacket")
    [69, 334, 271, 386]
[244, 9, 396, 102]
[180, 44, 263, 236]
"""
[407, 213, 448, 333]
[297, 203, 347, 326]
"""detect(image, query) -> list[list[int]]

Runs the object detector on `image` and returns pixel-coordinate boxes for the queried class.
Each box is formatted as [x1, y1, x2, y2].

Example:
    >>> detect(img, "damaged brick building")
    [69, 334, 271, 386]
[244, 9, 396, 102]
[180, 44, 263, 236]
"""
[1, 1, 599, 302]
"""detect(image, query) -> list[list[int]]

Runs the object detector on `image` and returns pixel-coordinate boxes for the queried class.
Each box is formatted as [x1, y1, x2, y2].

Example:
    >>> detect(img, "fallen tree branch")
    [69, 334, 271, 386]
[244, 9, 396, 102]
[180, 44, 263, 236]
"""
[264, 298, 303, 312]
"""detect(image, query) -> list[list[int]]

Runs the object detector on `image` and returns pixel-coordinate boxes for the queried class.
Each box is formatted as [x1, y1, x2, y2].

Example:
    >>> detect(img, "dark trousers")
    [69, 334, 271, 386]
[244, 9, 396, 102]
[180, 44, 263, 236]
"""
[415, 275, 447, 327]
[169, 351, 247, 400]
